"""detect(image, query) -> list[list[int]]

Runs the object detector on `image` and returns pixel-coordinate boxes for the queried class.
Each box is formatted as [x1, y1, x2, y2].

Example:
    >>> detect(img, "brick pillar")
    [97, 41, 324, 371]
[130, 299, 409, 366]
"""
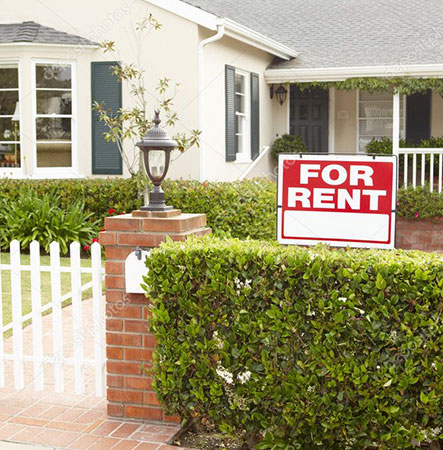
[99, 209, 210, 422]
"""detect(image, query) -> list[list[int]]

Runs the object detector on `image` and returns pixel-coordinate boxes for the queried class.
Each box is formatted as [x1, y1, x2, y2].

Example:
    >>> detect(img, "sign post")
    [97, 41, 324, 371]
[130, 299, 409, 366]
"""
[277, 154, 398, 249]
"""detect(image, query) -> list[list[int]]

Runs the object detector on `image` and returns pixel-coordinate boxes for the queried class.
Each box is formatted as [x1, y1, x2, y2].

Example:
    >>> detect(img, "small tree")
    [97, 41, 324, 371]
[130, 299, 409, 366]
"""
[93, 14, 200, 181]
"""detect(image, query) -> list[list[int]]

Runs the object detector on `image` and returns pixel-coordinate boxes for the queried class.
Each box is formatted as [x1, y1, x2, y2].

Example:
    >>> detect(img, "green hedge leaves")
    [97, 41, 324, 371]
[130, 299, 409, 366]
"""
[146, 238, 443, 449]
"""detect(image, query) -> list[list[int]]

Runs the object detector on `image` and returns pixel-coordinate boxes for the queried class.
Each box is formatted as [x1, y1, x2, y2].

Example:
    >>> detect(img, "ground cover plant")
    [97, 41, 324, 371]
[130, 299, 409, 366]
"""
[146, 238, 443, 449]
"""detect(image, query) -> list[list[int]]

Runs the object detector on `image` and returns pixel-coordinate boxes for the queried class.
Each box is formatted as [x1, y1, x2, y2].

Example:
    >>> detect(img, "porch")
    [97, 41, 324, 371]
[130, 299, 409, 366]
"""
[280, 81, 443, 192]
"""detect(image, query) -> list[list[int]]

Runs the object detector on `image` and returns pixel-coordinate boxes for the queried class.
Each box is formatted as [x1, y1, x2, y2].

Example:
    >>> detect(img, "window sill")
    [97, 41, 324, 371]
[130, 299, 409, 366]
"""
[234, 154, 252, 164]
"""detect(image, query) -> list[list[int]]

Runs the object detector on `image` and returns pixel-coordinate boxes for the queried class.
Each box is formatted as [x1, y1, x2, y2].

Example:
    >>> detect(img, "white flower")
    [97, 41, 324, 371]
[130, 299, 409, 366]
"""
[180, 244, 185, 250]
[431, 362, 437, 370]
[307, 385, 315, 393]
[238, 370, 251, 384]
[376, 365, 381, 370]
[216, 364, 233, 384]
[3, 129, 11, 139]
[338, 297, 347, 303]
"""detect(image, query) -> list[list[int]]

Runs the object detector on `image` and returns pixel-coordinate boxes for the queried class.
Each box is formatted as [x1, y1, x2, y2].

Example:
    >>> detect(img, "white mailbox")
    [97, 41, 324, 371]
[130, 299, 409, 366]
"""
[125, 249, 151, 294]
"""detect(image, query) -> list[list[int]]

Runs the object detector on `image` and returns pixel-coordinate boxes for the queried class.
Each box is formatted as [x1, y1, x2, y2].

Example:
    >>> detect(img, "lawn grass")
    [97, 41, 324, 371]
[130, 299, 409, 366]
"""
[1, 253, 100, 331]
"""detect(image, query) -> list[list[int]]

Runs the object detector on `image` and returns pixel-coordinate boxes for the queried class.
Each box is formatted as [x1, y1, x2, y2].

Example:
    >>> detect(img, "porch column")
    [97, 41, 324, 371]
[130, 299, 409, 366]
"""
[393, 93, 401, 156]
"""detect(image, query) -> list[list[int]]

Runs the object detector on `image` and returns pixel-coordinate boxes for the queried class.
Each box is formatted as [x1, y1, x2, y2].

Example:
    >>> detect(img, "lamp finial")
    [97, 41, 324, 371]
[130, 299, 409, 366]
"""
[154, 110, 161, 126]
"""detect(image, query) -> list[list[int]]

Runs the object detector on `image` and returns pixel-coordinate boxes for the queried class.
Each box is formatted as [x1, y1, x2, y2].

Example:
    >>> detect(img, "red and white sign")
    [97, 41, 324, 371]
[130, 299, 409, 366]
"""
[277, 154, 397, 249]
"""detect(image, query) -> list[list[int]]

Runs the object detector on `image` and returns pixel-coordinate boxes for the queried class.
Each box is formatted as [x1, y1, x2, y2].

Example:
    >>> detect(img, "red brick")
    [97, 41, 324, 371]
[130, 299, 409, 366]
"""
[106, 290, 123, 303]
[105, 216, 142, 232]
[117, 233, 165, 247]
[105, 275, 126, 290]
[109, 304, 142, 319]
[106, 319, 123, 332]
[142, 214, 206, 233]
[125, 320, 148, 333]
[107, 347, 123, 360]
[107, 403, 124, 417]
[107, 361, 142, 375]
[164, 415, 181, 424]
[124, 293, 149, 305]
[125, 348, 153, 362]
[124, 406, 162, 421]
[143, 391, 162, 406]
[143, 335, 158, 348]
[105, 246, 134, 260]
[99, 232, 116, 246]
[107, 375, 124, 388]
[106, 333, 142, 347]
[106, 261, 123, 275]
[143, 308, 153, 320]
[125, 376, 153, 391]
[108, 389, 143, 404]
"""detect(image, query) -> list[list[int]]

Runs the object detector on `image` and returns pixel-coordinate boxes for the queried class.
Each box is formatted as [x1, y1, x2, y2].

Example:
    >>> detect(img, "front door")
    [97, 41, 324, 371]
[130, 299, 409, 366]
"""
[290, 86, 329, 153]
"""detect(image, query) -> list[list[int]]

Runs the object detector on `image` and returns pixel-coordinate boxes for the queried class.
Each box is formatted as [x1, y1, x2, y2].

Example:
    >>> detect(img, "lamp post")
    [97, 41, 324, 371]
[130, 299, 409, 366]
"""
[136, 110, 177, 211]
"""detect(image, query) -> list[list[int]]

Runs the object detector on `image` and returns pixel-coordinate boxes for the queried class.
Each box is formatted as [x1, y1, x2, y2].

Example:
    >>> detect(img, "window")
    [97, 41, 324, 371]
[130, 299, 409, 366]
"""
[0, 63, 20, 169]
[358, 91, 405, 152]
[234, 71, 251, 162]
[34, 63, 74, 169]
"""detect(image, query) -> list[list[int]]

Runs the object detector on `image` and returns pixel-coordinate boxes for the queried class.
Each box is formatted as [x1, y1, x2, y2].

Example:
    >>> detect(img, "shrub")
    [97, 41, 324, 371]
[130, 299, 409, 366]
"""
[0, 189, 98, 254]
[271, 134, 307, 160]
[397, 186, 443, 220]
[146, 238, 443, 449]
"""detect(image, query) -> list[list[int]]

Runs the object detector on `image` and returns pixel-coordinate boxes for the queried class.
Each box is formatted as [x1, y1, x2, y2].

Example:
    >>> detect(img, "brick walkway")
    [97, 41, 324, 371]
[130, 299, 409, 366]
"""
[0, 299, 192, 450]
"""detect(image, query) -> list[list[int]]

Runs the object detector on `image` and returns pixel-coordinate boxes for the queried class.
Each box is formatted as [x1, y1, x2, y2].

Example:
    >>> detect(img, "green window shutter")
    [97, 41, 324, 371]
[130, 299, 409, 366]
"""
[225, 65, 237, 162]
[251, 72, 260, 161]
[91, 62, 122, 175]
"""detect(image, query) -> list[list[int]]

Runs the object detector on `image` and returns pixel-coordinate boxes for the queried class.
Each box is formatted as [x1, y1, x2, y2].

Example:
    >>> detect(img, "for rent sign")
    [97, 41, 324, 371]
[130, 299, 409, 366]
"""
[277, 154, 397, 249]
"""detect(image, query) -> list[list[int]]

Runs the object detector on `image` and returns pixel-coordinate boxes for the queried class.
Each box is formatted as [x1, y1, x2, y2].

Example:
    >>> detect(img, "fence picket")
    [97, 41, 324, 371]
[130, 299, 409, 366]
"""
[70, 242, 84, 395]
[50, 242, 64, 393]
[421, 154, 426, 186]
[404, 153, 408, 187]
[10, 240, 24, 389]
[439, 154, 442, 193]
[430, 154, 434, 192]
[0, 248, 4, 387]
[30, 241, 44, 391]
[92, 243, 105, 397]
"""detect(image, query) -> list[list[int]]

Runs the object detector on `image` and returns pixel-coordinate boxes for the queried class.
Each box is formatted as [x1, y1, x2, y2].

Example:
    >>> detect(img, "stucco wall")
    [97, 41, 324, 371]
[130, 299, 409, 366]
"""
[431, 91, 443, 138]
[0, 0, 200, 179]
[200, 30, 281, 181]
[334, 90, 357, 153]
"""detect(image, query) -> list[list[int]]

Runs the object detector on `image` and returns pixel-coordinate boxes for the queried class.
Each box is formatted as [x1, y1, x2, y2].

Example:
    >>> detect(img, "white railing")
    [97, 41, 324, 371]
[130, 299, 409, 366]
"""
[397, 148, 443, 193]
[0, 240, 105, 397]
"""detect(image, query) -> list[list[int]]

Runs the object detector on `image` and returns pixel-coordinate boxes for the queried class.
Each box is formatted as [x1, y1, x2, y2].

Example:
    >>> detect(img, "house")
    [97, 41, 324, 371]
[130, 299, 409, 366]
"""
[1, 0, 443, 185]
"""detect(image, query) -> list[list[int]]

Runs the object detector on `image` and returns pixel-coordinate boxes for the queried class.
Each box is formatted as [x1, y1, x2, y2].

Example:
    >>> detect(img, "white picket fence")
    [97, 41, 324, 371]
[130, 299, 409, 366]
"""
[0, 240, 105, 397]
[397, 148, 443, 193]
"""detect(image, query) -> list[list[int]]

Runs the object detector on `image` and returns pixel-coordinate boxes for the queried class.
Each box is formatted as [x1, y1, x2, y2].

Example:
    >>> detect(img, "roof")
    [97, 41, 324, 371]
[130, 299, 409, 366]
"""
[0, 21, 97, 46]
[183, 0, 443, 71]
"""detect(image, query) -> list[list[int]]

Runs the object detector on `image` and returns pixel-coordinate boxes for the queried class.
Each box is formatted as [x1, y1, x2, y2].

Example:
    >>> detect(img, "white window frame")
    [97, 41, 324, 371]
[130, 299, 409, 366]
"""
[356, 89, 406, 153]
[0, 59, 23, 177]
[31, 59, 79, 178]
[234, 69, 252, 163]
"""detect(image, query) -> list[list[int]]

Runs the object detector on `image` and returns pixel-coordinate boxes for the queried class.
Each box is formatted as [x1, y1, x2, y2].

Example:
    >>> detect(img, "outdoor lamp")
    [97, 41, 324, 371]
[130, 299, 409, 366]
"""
[275, 85, 288, 106]
[136, 110, 176, 211]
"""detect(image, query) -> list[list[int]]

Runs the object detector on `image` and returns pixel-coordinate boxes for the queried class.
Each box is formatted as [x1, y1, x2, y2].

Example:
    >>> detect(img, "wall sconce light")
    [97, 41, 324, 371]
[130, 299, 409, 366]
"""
[270, 84, 288, 106]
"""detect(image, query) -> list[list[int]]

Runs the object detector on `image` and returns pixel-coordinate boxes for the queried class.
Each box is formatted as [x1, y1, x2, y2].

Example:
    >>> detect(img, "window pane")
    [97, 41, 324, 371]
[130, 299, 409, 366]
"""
[0, 66, 18, 89]
[37, 91, 72, 115]
[36, 65, 71, 89]
[0, 91, 19, 116]
[0, 118, 20, 141]
[0, 143, 20, 168]
[235, 74, 244, 93]
[37, 143, 71, 167]
[36, 118, 71, 140]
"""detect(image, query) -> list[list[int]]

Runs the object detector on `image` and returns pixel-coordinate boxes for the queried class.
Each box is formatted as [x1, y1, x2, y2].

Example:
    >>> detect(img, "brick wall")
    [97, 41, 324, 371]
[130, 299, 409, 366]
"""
[99, 210, 210, 423]
[396, 217, 443, 252]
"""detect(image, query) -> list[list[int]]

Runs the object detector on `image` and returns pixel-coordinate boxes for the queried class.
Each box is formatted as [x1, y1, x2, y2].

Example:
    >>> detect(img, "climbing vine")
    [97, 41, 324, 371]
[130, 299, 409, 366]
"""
[293, 77, 443, 95]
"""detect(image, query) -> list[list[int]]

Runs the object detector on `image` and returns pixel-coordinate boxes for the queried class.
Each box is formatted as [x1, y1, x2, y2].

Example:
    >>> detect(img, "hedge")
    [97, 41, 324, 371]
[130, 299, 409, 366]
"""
[145, 238, 443, 449]
[0, 178, 441, 239]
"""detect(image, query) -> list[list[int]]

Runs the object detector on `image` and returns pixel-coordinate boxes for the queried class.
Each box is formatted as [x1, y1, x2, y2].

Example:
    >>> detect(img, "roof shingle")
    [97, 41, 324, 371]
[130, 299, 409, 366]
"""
[0, 21, 97, 46]
[183, 0, 443, 70]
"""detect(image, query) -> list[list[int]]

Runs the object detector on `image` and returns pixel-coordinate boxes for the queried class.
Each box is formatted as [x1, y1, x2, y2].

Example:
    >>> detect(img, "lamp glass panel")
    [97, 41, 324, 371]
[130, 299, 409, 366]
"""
[148, 150, 166, 181]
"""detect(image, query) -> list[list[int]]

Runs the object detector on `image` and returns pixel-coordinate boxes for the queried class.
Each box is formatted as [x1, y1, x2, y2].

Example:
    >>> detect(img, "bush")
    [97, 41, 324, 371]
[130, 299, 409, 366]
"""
[146, 238, 443, 449]
[397, 186, 443, 220]
[271, 134, 307, 161]
[0, 189, 98, 254]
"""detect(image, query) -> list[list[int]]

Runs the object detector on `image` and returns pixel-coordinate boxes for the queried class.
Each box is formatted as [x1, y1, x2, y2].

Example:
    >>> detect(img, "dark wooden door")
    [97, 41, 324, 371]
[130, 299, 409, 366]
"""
[406, 90, 431, 145]
[290, 86, 329, 153]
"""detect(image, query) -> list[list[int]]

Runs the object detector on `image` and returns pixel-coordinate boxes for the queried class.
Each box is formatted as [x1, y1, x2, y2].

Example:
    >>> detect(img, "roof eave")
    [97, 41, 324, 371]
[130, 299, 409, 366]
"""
[265, 64, 443, 83]
[0, 42, 99, 48]
[146, 0, 298, 60]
